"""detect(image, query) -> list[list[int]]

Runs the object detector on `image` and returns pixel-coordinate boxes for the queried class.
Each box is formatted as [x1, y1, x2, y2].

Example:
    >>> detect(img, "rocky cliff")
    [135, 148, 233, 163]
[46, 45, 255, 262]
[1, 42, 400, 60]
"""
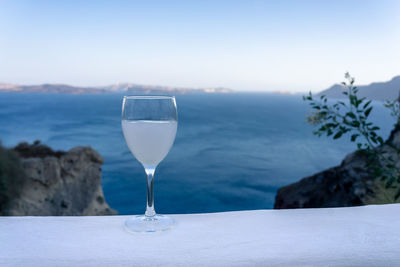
[274, 126, 400, 209]
[2, 142, 116, 216]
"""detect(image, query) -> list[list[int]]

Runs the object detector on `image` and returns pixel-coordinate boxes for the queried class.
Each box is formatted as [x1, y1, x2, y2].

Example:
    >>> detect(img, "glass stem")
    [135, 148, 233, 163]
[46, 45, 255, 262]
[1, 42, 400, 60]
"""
[145, 167, 156, 217]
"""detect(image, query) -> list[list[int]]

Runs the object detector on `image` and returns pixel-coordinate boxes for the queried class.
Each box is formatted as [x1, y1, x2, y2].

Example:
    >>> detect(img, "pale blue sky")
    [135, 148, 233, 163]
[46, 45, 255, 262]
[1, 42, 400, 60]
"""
[0, 0, 399, 92]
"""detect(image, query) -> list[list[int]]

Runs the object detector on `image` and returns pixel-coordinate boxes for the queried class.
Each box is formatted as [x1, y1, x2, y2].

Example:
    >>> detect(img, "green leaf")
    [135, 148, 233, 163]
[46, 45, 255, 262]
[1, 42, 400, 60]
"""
[355, 98, 362, 108]
[377, 137, 384, 145]
[333, 131, 343, 139]
[346, 112, 356, 119]
[326, 123, 338, 128]
[349, 95, 356, 105]
[351, 134, 359, 142]
[364, 106, 373, 117]
[351, 120, 360, 127]
[363, 100, 372, 109]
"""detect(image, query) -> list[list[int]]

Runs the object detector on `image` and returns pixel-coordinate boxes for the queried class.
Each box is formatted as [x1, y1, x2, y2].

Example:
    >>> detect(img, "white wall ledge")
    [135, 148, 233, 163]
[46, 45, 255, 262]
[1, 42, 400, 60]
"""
[1, 204, 400, 267]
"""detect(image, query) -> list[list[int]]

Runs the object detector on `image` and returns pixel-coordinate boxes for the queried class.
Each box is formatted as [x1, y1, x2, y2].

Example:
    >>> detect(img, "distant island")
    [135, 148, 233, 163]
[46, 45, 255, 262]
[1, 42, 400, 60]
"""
[318, 75, 400, 101]
[0, 83, 233, 95]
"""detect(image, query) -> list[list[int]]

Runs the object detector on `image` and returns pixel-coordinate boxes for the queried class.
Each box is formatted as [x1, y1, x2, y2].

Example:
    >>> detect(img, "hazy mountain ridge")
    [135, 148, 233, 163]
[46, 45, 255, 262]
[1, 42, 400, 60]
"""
[318, 76, 400, 101]
[0, 83, 233, 95]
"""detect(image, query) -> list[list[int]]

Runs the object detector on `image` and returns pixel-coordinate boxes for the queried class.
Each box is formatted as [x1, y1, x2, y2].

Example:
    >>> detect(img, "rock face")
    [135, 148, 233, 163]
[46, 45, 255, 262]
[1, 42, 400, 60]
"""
[274, 126, 400, 209]
[7, 146, 117, 216]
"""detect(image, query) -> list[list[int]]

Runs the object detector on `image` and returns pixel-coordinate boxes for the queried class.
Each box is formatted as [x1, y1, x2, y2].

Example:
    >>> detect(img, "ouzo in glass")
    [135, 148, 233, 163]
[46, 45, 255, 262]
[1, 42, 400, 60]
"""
[121, 96, 177, 232]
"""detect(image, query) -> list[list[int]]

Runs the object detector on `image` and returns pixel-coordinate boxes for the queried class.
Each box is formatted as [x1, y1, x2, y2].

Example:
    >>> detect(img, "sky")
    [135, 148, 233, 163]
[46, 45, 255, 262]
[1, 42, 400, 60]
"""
[0, 0, 399, 92]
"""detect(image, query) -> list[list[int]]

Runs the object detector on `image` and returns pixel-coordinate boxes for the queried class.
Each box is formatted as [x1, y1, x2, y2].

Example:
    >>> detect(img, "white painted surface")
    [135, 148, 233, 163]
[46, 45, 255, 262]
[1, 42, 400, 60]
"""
[1, 204, 400, 266]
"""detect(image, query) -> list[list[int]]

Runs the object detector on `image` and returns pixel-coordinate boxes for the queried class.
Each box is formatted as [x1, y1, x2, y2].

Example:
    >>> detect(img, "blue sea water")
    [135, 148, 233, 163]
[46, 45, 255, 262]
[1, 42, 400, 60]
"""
[0, 93, 394, 214]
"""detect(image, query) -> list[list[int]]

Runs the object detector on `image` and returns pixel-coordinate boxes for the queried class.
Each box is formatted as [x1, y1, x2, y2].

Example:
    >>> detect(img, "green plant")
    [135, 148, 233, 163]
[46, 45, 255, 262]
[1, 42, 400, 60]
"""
[13, 140, 65, 158]
[384, 98, 400, 125]
[0, 142, 25, 214]
[303, 73, 400, 199]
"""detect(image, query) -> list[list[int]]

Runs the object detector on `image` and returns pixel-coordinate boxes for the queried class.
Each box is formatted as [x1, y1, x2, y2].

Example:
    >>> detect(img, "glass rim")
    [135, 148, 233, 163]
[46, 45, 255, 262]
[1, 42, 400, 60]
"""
[123, 95, 175, 100]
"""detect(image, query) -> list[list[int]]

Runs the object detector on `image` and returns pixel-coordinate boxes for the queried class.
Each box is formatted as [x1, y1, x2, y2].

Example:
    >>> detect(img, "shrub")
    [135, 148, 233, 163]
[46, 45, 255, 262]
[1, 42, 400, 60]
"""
[0, 142, 25, 214]
[13, 140, 65, 158]
[303, 73, 400, 199]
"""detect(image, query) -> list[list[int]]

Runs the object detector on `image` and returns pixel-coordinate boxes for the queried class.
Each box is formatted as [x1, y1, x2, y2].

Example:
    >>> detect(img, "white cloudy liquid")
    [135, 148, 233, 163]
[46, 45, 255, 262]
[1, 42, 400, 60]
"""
[122, 120, 177, 167]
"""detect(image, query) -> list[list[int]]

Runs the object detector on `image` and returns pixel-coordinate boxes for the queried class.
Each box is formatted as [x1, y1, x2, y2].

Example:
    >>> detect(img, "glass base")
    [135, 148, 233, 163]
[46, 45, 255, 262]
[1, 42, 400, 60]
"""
[124, 215, 175, 233]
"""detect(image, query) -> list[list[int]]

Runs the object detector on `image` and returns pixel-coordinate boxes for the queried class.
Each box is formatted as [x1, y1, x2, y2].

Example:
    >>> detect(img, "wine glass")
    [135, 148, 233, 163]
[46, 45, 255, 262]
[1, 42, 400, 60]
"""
[121, 96, 178, 232]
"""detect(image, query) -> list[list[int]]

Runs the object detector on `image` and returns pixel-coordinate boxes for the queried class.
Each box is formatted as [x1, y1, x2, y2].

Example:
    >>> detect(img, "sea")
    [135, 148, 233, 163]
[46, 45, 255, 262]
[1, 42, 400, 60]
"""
[0, 93, 394, 214]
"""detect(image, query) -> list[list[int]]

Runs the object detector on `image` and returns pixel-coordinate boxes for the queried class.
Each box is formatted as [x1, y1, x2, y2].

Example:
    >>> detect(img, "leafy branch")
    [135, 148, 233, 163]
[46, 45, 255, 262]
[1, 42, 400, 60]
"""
[303, 72, 400, 199]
